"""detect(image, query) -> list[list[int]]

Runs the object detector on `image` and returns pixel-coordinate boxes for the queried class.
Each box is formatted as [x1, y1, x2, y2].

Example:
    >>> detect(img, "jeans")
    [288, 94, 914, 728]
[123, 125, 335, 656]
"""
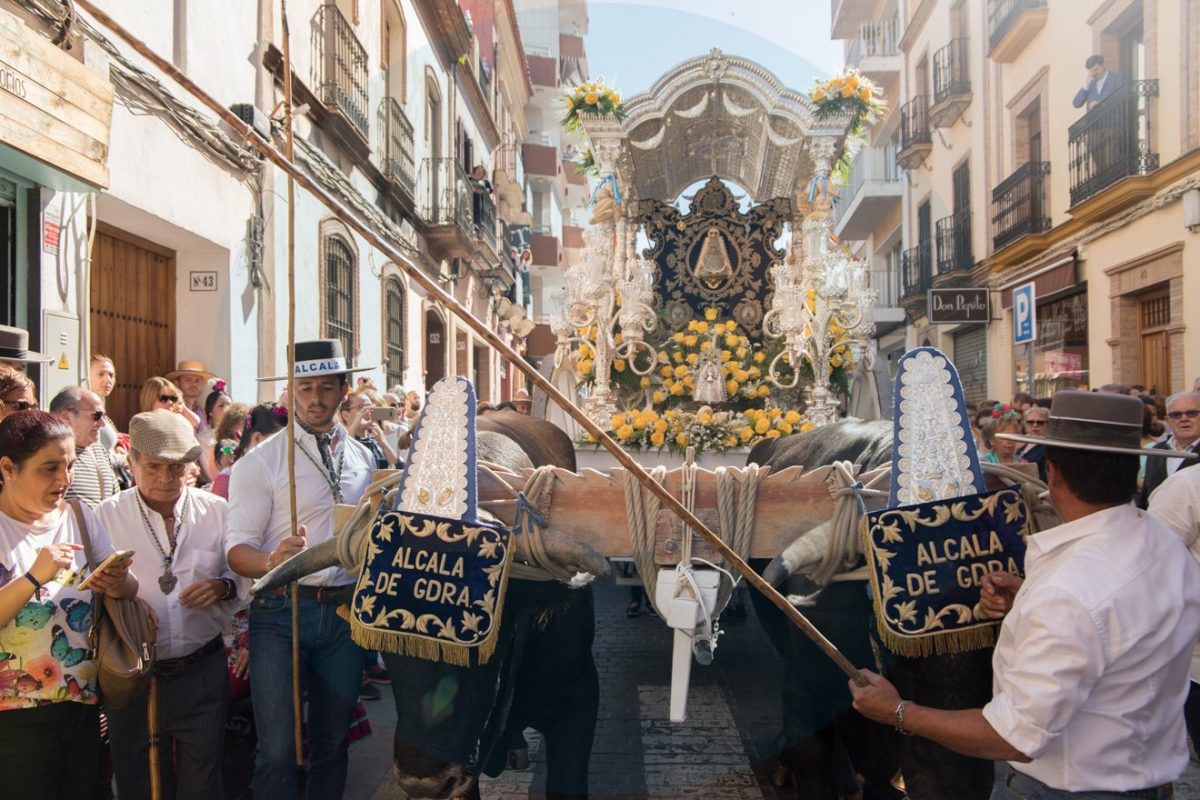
[249, 591, 364, 800]
[0, 701, 101, 800]
[108, 642, 229, 800]
[1185, 681, 1200, 754]
[992, 763, 1173, 800]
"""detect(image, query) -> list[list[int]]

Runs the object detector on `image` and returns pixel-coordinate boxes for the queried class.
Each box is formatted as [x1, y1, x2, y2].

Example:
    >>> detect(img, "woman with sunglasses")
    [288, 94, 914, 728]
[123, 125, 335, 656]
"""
[139, 377, 202, 431]
[0, 410, 138, 795]
[0, 366, 36, 422]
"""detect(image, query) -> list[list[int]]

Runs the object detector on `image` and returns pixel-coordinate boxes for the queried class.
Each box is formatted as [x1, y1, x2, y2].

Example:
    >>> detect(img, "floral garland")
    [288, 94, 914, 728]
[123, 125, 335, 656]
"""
[810, 69, 885, 139]
[653, 309, 781, 410]
[585, 405, 814, 455]
[561, 80, 625, 134]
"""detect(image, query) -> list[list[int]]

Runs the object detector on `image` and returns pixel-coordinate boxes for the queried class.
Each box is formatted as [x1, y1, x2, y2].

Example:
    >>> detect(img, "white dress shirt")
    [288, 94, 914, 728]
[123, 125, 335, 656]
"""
[1149, 467, 1200, 683]
[226, 425, 373, 587]
[982, 503, 1200, 792]
[95, 487, 241, 660]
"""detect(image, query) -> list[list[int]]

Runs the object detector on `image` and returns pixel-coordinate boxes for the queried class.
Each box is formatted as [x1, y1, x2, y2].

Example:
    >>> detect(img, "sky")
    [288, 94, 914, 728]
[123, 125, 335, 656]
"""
[583, 0, 843, 97]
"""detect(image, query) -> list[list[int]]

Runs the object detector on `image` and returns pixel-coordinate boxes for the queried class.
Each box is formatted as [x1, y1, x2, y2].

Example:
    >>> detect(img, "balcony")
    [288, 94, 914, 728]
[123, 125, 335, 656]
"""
[1068, 79, 1159, 208]
[562, 225, 585, 250]
[846, 17, 901, 81]
[530, 232, 561, 268]
[314, 4, 368, 141]
[988, 0, 1048, 62]
[934, 210, 973, 281]
[833, 144, 901, 240]
[419, 158, 498, 260]
[897, 97, 932, 169]
[900, 242, 933, 315]
[381, 97, 416, 195]
[527, 54, 559, 90]
[992, 162, 1050, 251]
[930, 39, 971, 127]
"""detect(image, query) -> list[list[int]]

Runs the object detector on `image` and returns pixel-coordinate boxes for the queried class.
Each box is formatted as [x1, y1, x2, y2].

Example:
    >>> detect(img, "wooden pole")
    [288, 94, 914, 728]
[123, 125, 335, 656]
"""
[74, 0, 864, 686]
[279, 0, 305, 766]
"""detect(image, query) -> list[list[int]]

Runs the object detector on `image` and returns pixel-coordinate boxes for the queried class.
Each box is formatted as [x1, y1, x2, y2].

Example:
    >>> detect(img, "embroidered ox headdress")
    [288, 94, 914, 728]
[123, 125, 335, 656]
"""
[349, 377, 513, 665]
[862, 348, 1031, 657]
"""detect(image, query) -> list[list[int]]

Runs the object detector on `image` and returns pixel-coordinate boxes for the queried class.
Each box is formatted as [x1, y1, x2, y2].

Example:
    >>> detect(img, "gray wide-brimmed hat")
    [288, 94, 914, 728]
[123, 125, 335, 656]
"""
[997, 390, 1199, 458]
[0, 325, 54, 364]
[128, 409, 202, 463]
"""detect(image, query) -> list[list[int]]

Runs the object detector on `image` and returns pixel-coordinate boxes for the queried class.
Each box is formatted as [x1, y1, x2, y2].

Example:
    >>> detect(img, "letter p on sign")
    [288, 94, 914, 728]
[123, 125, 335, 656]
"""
[1013, 283, 1036, 345]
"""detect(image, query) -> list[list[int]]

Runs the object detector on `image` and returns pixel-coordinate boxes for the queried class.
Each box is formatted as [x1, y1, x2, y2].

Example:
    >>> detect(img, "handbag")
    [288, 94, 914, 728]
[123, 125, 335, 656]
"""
[70, 500, 158, 709]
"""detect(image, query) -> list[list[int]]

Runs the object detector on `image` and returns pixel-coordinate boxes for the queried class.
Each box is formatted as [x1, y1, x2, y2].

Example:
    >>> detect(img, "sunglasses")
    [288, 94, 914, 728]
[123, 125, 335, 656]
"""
[73, 409, 105, 421]
[1025, 419, 1048, 426]
[159, 395, 179, 404]
[2, 399, 35, 411]
[1167, 409, 1200, 420]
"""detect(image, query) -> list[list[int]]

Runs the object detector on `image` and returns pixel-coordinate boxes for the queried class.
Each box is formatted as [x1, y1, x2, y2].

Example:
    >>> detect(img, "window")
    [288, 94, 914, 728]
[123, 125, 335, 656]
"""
[385, 276, 405, 388]
[324, 235, 356, 364]
[382, 0, 406, 101]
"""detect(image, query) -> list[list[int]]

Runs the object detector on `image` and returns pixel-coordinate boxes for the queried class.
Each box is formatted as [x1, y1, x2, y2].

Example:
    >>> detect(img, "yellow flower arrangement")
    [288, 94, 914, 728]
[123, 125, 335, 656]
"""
[809, 68, 885, 140]
[561, 79, 626, 134]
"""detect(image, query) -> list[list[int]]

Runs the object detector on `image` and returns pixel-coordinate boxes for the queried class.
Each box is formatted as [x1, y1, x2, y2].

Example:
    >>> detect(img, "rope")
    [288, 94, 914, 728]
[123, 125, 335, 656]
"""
[509, 467, 577, 583]
[624, 466, 668, 614]
[810, 462, 889, 586]
[713, 465, 761, 609]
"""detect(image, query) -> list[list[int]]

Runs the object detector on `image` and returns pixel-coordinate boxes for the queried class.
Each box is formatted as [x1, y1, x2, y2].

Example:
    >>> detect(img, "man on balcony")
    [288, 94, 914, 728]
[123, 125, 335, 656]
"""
[1072, 55, 1125, 112]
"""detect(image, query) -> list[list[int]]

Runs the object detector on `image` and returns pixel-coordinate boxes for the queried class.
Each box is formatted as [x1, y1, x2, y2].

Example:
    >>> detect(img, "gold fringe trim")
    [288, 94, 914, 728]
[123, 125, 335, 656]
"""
[861, 514, 999, 658]
[348, 538, 512, 666]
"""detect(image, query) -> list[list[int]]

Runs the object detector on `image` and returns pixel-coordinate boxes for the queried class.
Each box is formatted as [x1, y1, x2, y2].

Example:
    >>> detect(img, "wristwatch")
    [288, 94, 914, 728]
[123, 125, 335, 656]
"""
[217, 577, 237, 601]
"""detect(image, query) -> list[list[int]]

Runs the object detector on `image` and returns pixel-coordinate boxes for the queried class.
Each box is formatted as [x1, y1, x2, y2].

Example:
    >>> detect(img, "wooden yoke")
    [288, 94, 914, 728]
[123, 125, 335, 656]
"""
[343, 464, 847, 564]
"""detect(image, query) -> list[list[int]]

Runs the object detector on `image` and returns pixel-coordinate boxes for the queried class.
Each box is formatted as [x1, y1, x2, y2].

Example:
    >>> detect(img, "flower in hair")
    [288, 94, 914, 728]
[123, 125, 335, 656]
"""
[270, 404, 289, 422]
[212, 379, 227, 394]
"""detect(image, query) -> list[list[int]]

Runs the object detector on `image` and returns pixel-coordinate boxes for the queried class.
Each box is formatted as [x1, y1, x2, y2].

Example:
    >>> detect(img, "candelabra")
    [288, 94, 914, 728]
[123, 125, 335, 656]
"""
[553, 221, 658, 428]
[763, 200, 876, 427]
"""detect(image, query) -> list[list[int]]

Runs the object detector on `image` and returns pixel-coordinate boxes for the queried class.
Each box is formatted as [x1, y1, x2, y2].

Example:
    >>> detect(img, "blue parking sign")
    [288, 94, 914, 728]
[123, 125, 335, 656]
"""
[1013, 283, 1036, 344]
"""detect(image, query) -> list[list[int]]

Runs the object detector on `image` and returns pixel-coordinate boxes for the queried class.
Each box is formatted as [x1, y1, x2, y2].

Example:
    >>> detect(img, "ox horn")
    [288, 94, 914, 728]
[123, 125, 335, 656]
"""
[762, 520, 833, 587]
[251, 538, 348, 595]
[515, 525, 611, 580]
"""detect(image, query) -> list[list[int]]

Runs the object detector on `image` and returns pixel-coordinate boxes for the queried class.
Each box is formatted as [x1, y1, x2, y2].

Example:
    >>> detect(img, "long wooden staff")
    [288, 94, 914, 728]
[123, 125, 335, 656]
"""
[279, 0, 305, 766]
[75, 0, 864, 685]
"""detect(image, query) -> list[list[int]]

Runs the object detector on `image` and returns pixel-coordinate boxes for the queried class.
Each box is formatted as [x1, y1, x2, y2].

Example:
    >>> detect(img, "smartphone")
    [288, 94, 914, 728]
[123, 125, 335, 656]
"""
[369, 406, 395, 423]
[78, 550, 134, 591]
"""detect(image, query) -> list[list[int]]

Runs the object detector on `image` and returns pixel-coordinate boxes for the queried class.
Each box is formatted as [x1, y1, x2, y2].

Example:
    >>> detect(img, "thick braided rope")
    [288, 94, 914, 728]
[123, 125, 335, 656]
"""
[713, 465, 761, 609]
[509, 466, 578, 582]
[624, 466, 668, 614]
[810, 462, 890, 586]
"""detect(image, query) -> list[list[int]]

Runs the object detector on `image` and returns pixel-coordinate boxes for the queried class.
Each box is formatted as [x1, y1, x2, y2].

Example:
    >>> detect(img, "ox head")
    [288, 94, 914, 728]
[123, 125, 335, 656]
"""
[252, 453, 607, 798]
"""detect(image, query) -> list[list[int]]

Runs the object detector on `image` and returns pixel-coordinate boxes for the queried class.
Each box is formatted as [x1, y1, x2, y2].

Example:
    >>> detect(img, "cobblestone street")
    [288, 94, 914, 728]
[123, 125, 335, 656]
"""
[345, 576, 1200, 800]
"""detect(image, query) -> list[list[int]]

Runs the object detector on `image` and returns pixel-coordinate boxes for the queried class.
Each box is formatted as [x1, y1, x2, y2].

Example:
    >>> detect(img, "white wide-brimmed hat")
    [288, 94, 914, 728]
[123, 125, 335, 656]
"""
[258, 339, 375, 382]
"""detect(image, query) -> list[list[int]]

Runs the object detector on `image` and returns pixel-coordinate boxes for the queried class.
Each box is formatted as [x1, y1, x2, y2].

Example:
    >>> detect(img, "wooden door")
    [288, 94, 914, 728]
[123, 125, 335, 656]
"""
[90, 225, 176, 430]
[1138, 289, 1170, 394]
[423, 308, 445, 392]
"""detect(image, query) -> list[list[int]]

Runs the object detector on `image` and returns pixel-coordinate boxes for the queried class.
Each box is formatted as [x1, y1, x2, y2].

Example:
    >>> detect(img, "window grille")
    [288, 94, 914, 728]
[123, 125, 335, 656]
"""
[325, 236, 355, 364]
[385, 277, 405, 387]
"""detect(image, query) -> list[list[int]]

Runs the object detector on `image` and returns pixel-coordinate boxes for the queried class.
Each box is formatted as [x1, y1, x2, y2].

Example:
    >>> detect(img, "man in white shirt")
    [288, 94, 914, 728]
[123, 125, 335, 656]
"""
[1148, 465, 1200, 755]
[848, 391, 1200, 799]
[227, 339, 375, 800]
[96, 408, 241, 800]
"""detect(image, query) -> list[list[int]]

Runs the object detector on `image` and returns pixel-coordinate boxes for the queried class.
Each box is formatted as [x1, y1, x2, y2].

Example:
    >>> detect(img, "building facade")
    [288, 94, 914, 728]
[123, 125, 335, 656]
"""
[834, 0, 1200, 403]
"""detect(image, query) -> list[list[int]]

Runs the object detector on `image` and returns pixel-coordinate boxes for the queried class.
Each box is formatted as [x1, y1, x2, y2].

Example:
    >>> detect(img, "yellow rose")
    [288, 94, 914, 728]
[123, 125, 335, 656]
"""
[673, 351, 684, 363]
[686, 353, 699, 366]
[829, 75, 843, 89]
[725, 335, 739, 348]
[740, 426, 755, 442]
[736, 347, 748, 359]
[614, 358, 626, 372]
[769, 407, 781, 418]
[660, 365, 674, 379]
[704, 308, 718, 321]
[578, 343, 592, 358]
[614, 332, 623, 345]
[800, 421, 814, 433]
[784, 410, 801, 425]
[682, 376, 695, 390]
[565, 95, 576, 110]
[658, 350, 670, 364]
[616, 424, 634, 440]
[753, 352, 766, 364]
[830, 355, 842, 368]
[857, 85, 872, 101]
[650, 430, 665, 447]
[673, 331, 685, 342]
[687, 320, 699, 332]
[611, 413, 627, 429]
[675, 432, 689, 447]
[699, 339, 712, 351]
[653, 390, 667, 404]
[684, 335, 698, 348]
[748, 366, 761, 378]
[694, 321, 708, 334]
[670, 382, 685, 396]
[841, 84, 855, 98]
[755, 417, 770, 435]
[585, 91, 599, 105]
[844, 74, 859, 90]
[611, 92, 622, 106]
[812, 86, 827, 102]
[654, 419, 668, 433]
[673, 365, 688, 379]
[724, 436, 738, 449]
[632, 413, 648, 431]
[640, 377, 651, 389]
[778, 422, 793, 435]
[579, 358, 593, 373]
[727, 379, 739, 396]
[720, 350, 732, 362]
[734, 369, 750, 382]
[757, 385, 771, 398]
[766, 429, 781, 439]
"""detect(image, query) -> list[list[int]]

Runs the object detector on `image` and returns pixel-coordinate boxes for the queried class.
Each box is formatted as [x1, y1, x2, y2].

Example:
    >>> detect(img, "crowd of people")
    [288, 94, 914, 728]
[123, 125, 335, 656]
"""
[4, 317, 1200, 799]
[0, 333, 434, 799]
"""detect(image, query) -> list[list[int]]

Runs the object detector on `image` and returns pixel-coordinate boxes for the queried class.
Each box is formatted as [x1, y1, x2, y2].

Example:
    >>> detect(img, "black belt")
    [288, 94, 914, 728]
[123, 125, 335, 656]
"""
[1005, 768, 1173, 799]
[268, 584, 354, 604]
[155, 636, 223, 677]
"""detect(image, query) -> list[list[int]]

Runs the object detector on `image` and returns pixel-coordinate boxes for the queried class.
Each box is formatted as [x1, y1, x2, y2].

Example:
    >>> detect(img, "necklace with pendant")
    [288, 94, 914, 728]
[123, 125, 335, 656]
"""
[298, 437, 346, 502]
[135, 490, 189, 594]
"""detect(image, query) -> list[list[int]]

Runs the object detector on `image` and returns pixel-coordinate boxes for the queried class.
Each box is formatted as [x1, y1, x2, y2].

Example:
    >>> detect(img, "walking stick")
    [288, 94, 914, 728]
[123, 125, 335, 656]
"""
[73, 0, 865, 686]
[148, 676, 161, 800]
[279, 0, 305, 767]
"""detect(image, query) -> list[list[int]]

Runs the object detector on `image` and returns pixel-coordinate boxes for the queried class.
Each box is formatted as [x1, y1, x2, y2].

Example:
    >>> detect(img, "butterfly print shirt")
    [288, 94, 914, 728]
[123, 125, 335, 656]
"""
[0, 504, 115, 710]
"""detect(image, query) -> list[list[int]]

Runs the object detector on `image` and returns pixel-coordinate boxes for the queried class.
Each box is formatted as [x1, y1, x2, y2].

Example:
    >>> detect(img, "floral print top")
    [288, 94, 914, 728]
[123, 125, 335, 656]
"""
[0, 503, 115, 710]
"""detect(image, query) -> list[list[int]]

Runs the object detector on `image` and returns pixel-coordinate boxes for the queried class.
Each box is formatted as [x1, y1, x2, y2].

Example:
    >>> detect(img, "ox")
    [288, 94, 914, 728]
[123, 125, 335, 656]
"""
[257, 413, 608, 800]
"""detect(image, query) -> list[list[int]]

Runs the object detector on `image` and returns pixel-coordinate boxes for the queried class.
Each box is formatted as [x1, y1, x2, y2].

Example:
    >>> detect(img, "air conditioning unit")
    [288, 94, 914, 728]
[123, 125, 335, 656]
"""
[229, 103, 272, 140]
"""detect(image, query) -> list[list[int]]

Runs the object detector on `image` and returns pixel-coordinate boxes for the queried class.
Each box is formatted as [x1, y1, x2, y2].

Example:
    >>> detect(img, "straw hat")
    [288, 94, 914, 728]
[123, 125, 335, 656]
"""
[128, 409, 202, 463]
[0, 325, 53, 364]
[258, 339, 374, 382]
[165, 359, 215, 382]
[997, 390, 1199, 458]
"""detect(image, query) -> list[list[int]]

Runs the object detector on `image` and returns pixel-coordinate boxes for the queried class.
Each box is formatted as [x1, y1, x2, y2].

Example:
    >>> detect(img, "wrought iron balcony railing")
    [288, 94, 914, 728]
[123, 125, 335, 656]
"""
[315, 3, 369, 138]
[992, 161, 1050, 250]
[933, 39, 971, 108]
[847, 17, 900, 66]
[901, 242, 932, 300]
[381, 97, 416, 192]
[898, 97, 932, 168]
[1068, 79, 1159, 206]
[418, 158, 500, 255]
[988, 0, 1048, 52]
[935, 210, 973, 275]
